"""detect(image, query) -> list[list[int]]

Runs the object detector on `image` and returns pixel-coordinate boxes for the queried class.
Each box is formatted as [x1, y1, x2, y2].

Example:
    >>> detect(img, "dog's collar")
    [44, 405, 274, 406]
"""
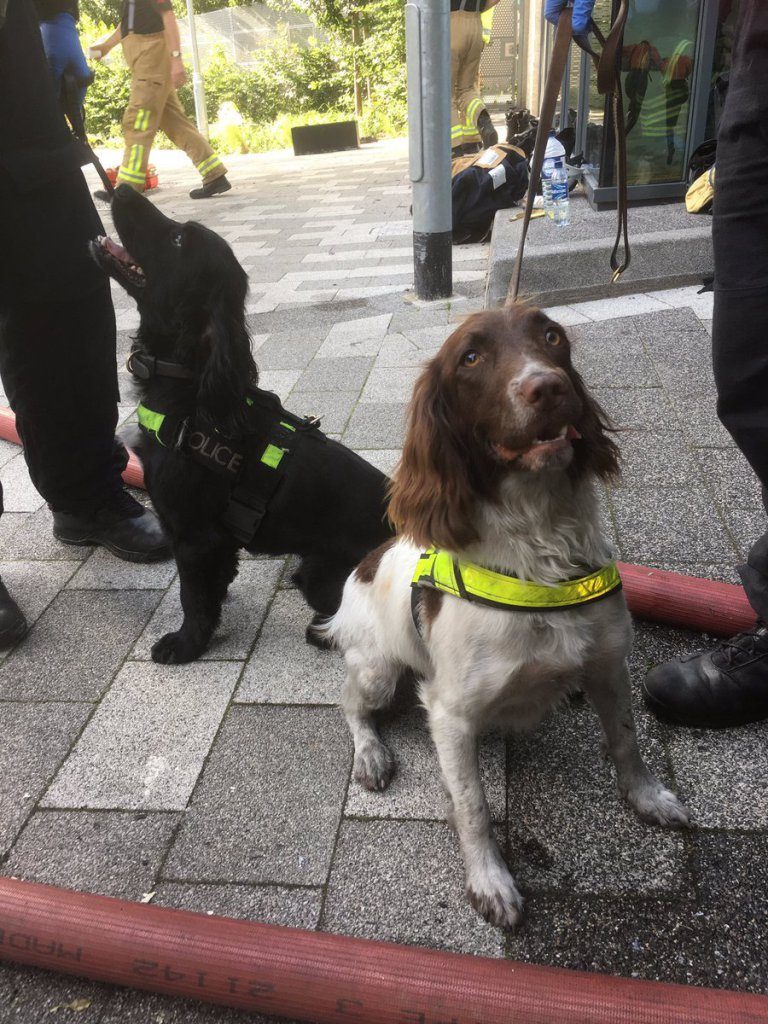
[127, 351, 197, 382]
[411, 547, 622, 612]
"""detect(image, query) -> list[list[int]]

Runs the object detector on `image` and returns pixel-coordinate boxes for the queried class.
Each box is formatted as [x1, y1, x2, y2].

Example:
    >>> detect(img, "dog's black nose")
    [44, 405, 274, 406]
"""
[519, 372, 568, 408]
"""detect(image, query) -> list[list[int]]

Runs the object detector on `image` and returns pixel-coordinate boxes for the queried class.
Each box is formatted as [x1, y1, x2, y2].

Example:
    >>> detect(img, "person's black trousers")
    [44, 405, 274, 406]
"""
[0, 0, 128, 517]
[711, 2, 768, 621]
[0, 285, 128, 516]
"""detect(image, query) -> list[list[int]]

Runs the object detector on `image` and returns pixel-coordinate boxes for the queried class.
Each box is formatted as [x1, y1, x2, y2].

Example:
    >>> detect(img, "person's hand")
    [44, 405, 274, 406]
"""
[544, 0, 595, 37]
[171, 56, 187, 88]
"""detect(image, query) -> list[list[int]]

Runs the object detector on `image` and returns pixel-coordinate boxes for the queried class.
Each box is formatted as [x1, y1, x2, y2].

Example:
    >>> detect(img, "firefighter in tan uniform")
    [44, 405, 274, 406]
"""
[93, 0, 230, 199]
[450, 0, 500, 155]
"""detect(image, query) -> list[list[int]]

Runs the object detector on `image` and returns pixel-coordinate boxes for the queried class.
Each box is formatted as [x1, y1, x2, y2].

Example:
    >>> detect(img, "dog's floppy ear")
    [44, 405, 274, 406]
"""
[388, 357, 479, 552]
[570, 366, 621, 481]
[197, 278, 258, 436]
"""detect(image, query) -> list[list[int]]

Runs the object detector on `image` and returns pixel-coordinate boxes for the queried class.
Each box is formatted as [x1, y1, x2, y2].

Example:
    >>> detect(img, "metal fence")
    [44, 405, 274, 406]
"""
[177, 3, 326, 69]
[479, 0, 523, 105]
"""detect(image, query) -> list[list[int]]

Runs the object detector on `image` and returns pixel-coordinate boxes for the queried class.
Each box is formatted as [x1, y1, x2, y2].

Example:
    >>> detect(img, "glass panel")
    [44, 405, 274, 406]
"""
[620, 0, 703, 184]
[704, 0, 741, 140]
[583, 0, 615, 173]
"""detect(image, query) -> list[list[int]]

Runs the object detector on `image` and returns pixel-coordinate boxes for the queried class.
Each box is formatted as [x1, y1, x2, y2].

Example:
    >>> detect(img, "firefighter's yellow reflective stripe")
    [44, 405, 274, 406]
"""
[126, 143, 145, 173]
[117, 166, 146, 184]
[466, 97, 483, 124]
[133, 108, 151, 131]
[136, 404, 166, 445]
[411, 548, 622, 610]
[196, 154, 223, 177]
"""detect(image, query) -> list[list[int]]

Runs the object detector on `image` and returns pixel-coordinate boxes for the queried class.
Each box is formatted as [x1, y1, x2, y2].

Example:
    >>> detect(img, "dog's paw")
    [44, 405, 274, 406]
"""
[626, 779, 690, 829]
[353, 740, 395, 792]
[151, 632, 202, 664]
[466, 861, 524, 930]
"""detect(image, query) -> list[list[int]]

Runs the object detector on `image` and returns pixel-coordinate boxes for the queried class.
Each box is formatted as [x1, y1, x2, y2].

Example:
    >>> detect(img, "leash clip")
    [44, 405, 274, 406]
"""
[174, 417, 191, 451]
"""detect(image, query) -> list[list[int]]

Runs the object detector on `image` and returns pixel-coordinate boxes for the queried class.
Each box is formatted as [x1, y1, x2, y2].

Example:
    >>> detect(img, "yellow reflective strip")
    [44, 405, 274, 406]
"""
[117, 166, 146, 183]
[466, 98, 482, 123]
[133, 108, 149, 131]
[261, 444, 285, 469]
[197, 155, 221, 175]
[413, 547, 622, 609]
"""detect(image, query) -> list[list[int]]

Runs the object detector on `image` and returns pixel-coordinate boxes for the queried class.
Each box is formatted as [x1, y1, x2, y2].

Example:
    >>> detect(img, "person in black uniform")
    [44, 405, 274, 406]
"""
[0, 0, 170, 647]
[643, 1, 768, 728]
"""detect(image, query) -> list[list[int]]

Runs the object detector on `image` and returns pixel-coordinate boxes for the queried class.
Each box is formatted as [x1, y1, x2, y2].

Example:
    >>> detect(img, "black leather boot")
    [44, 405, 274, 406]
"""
[52, 491, 171, 563]
[477, 110, 499, 149]
[643, 621, 768, 727]
[0, 578, 27, 648]
[189, 175, 232, 199]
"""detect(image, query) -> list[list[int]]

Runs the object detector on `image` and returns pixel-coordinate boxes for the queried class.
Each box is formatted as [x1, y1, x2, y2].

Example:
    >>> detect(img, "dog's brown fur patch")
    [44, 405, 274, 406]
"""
[355, 537, 397, 584]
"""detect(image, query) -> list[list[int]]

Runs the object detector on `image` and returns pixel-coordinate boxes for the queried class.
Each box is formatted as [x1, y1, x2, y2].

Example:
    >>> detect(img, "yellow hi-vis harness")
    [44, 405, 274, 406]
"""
[410, 547, 622, 627]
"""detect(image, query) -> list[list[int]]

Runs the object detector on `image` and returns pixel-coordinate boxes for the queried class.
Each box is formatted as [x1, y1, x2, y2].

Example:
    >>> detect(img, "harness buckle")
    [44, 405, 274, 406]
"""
[127, 352, 154, 380]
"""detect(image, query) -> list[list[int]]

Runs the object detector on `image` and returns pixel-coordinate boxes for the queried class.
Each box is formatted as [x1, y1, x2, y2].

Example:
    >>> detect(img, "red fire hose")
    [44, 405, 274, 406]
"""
[0, 406, 754, 637]
[1, 878, 766, 1024]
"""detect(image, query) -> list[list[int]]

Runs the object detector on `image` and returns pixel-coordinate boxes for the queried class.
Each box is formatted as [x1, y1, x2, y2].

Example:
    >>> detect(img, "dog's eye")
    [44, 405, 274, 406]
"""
[545, 328, 561, 346]
[171, 231, 183, 248]
[461, 349, 480, 367]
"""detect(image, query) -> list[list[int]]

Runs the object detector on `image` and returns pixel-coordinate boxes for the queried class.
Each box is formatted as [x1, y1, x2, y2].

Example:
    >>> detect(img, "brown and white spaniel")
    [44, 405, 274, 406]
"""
[326, 304, 689, 929]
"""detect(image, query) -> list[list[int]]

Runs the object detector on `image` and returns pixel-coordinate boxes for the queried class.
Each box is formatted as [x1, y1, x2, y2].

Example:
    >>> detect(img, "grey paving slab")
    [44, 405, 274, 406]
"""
[0, 703, 91, 857]
[342, 402, 406, 449]
[506, 704, 688, 897]
[666, 386, 735, 449]
[0, 963, 110, 1024]
[570, 323, 660, 389]
[0, 561, 76, 631]
[693, 833, 768, 992]
[164, 705, 351, 885]
[592, 387, 675, 433]
[0, 454, 45, 513]
[0, 590, 162, 701]
[609, 484, 737, 565]
[322, 819, 505, 957]
[43, 662, 240, 811]
[614, 431, 703, 489]
[131, 559, 283, 661]
[359, 365, 421, 404]
[154, 881, 322, 929]
[504, 893, 713, 988]
[352, 448, 400, 477]
[253, 334, 323, 370]
[66, 547, 176, 590]
[4, 810, 179, 899]
[257, 368, 302, 401]
[237, 590, 345, 704]
[345, 707, 506, 822]
[285, 389, 358, 434]
[294, 355, 374, 392]
[665, 721, 768, 829]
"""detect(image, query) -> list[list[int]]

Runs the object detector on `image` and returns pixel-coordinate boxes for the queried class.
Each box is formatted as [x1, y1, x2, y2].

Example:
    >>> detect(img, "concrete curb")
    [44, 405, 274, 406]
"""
[485, 198, 714, 308]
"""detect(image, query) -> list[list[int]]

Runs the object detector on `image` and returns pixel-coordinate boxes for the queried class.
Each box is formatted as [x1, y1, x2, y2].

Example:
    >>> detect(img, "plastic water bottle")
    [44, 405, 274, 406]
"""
[551, 158, 570, 227]
[541, 130, 566, 217]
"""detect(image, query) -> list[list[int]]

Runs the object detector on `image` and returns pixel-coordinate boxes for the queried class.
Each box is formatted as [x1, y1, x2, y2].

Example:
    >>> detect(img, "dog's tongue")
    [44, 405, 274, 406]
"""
[103, 236, 129, 261]
[567, 426, 582, 441]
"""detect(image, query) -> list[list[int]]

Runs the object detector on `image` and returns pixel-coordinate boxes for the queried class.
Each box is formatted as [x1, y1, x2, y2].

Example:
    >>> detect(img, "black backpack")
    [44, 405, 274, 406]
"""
[452, 144, 529, 244]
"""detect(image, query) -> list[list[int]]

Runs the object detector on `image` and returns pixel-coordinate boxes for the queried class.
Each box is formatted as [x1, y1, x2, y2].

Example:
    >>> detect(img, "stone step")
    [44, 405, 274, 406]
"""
[485, 194, 713, 307]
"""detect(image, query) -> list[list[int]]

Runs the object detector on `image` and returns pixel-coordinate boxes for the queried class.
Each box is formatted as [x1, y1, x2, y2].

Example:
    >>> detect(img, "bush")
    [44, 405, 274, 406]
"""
[79, 4, 407, 151]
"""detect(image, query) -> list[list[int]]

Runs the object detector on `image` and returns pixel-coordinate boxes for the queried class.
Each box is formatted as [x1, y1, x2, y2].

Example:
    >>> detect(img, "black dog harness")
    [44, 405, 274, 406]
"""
[129, 352, 321, 545]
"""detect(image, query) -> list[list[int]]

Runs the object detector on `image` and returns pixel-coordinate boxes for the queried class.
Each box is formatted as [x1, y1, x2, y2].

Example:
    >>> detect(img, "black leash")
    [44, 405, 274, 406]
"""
[61, 71, 115, 198]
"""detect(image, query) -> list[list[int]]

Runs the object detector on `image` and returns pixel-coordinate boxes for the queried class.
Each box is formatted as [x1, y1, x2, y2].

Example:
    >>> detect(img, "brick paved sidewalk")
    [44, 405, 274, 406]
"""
[1, 140, 767, 1022]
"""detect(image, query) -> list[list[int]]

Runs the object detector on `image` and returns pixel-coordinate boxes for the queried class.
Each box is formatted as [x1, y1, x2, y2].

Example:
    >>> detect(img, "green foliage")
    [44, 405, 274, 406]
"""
[78, 0, 407, 150]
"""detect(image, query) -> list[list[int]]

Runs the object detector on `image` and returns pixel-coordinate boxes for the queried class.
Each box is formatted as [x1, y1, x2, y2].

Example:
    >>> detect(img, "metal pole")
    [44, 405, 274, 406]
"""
[406, 0, 452, 300]
[185, 0, 209, 139]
